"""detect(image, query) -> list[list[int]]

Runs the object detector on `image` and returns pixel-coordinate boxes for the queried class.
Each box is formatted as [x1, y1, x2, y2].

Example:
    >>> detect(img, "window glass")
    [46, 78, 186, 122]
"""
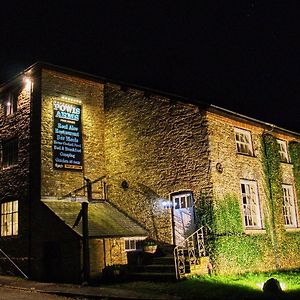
[283, 185, 297, 227]
[277, 139, 290, 163]
[124, 238, 144, 251]
[2, 138, 18, 168]
[1, 200, 18, 236]
[4, 88, 19, 116]
[172, 192, 193, 209]
[240, 180, 262, 229]
[234, 128, 253, 156]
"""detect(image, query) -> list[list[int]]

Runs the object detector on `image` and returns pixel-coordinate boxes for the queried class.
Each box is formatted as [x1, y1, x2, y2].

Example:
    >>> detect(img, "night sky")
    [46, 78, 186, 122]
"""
[0, 1, 299, 132]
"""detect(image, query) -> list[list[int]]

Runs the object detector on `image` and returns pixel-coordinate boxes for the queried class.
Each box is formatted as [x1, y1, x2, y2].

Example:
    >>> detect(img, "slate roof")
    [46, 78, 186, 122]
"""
[43, 200, 148, 238]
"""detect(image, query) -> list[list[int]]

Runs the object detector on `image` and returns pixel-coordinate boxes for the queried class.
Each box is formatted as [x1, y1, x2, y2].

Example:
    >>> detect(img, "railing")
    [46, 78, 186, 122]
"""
[60, 175, 106, 201]
[174, 226, 206, 279]
[0, 248, 28, 279]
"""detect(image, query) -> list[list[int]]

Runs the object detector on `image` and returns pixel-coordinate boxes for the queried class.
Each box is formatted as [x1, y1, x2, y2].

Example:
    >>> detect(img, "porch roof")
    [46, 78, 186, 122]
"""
[43, 199, 148, 238]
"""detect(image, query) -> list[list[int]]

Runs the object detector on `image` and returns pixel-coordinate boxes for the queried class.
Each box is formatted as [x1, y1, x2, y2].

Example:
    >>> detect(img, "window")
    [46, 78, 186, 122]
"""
[124, 237, 144, 251]
[173, 192, 193, 209]
[4, 88, 19, 116]
[1, 200, 18, 236]
[283, 185, 297, 227]
[240, 180, 262, 229]
[234, 128, 253, 156]
[2, 138, 18, 168]
[277, 139, 290, 163]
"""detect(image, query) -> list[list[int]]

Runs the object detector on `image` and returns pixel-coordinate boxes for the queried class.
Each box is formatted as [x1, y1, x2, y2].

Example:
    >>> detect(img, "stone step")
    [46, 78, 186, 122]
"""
[144, 264, 176, 273]
[151, 256, 174, 265]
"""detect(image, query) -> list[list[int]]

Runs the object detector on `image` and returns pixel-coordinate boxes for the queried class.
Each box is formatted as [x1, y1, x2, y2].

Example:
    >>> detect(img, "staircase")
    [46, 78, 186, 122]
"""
[127, 245, 177, 281]
[127, 227, 210, 281]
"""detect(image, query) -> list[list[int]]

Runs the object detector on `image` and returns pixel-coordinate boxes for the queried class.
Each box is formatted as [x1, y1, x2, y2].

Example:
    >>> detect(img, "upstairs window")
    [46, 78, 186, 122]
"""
[2, 138, 18, 168]
[1, 200, 18, 237]
[283, 185, 298, 227]
[277, 139, 290, 163]
[4, 88, 19, 116]
[240, 180, 262, 229]
[234, 128, 253, 156]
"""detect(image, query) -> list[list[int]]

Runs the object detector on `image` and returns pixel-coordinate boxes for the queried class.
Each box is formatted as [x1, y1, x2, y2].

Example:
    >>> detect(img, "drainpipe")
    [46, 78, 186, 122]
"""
[82, 177, 92, 283]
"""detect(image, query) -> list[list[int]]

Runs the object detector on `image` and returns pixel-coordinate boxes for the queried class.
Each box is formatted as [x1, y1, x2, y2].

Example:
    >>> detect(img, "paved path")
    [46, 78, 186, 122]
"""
[0, 275, 181, 300]
[0, 286, 73, 300]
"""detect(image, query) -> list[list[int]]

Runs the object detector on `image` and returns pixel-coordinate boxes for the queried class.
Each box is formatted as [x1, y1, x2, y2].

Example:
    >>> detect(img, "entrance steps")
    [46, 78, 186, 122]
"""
[126, 245, 210, 281]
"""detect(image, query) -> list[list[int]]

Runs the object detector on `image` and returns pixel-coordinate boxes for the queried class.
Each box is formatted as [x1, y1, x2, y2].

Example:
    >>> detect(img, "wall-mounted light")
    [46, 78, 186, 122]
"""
[61, 95, 82, 104]
[23, 76, 32, 92]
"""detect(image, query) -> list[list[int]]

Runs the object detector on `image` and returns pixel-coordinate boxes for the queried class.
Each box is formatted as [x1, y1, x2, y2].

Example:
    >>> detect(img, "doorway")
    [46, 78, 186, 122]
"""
[172, 192, 195, 246]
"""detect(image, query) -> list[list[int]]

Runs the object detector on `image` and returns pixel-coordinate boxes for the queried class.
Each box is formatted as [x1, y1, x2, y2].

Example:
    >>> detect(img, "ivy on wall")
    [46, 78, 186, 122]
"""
[289, 141, 300, 209]
[261, 133, 285, 268]
[196, 136, 300, 274]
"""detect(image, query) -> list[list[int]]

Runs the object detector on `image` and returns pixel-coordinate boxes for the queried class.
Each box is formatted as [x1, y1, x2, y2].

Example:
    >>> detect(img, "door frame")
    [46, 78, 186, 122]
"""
[170, 190, 195, 246]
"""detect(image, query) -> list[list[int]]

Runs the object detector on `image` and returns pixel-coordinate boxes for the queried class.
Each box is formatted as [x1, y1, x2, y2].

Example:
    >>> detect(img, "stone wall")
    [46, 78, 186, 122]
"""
[206, 109, 300, 273]
[104, 84, 212, 243]
[41, 69, 105, 198]
[89, 238, 127, 280]
[0, 77, 32, 274]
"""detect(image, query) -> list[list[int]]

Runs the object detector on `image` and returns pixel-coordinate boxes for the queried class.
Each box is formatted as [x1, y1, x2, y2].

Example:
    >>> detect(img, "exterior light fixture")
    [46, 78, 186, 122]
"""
[61, 95, 82, 104]
[23, 76, 32, 91]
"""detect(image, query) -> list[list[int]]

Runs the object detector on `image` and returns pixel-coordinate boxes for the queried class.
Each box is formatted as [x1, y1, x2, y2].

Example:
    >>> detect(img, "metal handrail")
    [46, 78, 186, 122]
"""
[60, 175, 106, 200]
[0, 248, 28, 279]
[174, 226, 206, 279]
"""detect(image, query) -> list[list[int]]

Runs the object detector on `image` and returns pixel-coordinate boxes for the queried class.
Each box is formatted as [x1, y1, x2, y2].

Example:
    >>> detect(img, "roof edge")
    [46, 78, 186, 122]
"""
[1, 61, 299, 136]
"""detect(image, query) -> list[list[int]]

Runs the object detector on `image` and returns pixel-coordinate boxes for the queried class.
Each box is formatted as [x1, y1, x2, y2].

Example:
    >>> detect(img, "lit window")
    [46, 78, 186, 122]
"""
[234, 128, 253, 156]
[283, 185, 298, 227]
[4, 88, 19, 116]
[240, 180, 262, 229]
[124, 238, 144, 251]
[1, 200, 18, 236]
[172, 193, 193, 210]
[2, 139, 18, 168]
[277, 139, 290, 163]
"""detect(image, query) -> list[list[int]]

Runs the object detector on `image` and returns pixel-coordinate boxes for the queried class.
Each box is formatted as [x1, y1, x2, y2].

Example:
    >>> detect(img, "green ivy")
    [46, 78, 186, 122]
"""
[261, 133, 285, 268]
[213, 194, 243, 235]
[289, 141, 300, 209]
[212, 234, 273, 274]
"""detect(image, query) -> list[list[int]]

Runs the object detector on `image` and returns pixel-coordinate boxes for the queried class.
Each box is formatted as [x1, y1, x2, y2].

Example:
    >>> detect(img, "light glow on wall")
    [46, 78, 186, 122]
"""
[23, 76, 32, 92]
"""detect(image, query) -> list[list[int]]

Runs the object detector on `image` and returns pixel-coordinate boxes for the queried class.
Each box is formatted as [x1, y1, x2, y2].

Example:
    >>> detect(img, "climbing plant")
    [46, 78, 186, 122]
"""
[289, 141, 300, 208]
[261, 133, 285, 268]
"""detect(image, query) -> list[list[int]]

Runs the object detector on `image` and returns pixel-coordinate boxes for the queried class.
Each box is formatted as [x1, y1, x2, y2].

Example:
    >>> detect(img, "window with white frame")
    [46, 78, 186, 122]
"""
[282, 185, 297, 227]
[234, 128, 253, 156]
[124, 237, 145, 251]
[277, 139, 290, 163]
[173, 192, 193, 209]
[240, 180, 262, 229]
[2, 138, 18, 168]
[1, 200, 18, 237]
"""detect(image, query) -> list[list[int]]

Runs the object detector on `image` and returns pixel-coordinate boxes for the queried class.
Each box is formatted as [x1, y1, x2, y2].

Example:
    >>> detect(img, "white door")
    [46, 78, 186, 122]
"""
[172, 192, 195, 246]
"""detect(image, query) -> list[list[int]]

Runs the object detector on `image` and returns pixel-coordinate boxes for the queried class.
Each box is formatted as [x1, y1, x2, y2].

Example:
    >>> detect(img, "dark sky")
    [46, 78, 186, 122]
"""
[0, 1, 299, 132]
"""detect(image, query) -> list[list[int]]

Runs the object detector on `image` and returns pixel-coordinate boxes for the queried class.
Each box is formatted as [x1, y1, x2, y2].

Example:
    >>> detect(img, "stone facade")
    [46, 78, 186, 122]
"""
[1, 63, 300, 281]
[0, 77, 32, 273]
[104, 84, 212, 244]
[41, 69, 105, 198]
[206, 109, 300, 273]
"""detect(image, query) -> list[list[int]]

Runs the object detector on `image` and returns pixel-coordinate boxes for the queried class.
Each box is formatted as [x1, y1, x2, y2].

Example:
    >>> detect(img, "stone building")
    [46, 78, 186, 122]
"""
[0, 62, 299, 281]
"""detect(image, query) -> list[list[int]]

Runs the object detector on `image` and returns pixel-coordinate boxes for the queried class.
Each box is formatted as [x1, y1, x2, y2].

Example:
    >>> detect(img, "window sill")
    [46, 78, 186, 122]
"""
[2, 164, 18, 170]
[236, 152, 256, 158]
[244, 229, 266, 235]
[285, 227, 300, 232]
[280, 161, 292, 165]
